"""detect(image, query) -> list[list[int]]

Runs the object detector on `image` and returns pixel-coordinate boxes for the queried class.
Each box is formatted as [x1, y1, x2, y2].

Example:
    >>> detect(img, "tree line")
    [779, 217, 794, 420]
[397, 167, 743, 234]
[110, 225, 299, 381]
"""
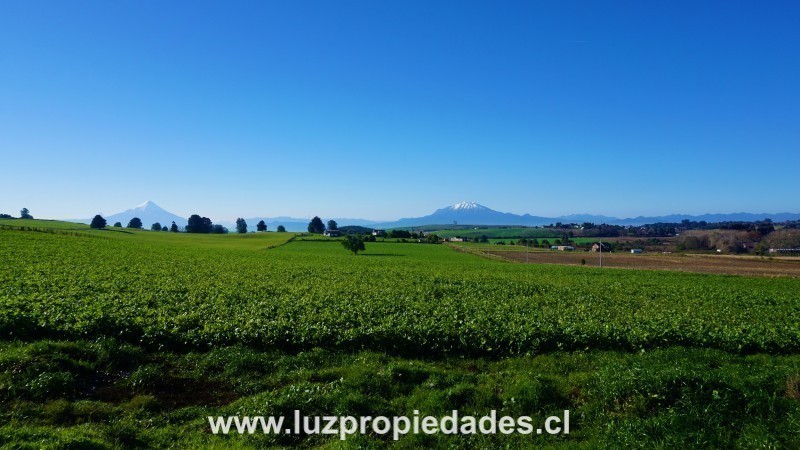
[0, 208, 34, 219]
[86, 214, 288, 234]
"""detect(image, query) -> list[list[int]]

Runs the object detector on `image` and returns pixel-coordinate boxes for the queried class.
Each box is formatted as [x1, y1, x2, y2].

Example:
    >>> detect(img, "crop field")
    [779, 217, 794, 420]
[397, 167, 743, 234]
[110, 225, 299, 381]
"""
[1, 221, 799, 447]
[467, 245, 800, 278]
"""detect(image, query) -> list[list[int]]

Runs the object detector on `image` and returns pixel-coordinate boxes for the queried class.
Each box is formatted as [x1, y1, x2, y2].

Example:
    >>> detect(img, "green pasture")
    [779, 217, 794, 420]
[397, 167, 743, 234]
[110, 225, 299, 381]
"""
[0, 220, 798, 447]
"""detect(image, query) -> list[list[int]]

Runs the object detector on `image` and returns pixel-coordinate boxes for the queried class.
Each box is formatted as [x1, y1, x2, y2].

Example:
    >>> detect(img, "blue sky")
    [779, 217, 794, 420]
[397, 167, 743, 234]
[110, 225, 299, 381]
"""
[1, 1, 798, 222]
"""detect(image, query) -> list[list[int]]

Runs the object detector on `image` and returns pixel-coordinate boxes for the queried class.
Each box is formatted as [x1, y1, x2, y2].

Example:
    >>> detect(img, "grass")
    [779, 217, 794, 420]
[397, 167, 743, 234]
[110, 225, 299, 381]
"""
[0, 218, 91, 230]
[1, 220, 799, 447]
[0, 340, 797, 448]
[0, 218, 296, 250]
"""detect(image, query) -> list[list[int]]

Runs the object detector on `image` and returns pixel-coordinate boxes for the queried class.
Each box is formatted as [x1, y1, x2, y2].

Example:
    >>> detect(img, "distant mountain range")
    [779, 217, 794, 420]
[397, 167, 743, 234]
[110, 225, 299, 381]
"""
[70, 200, 800, 231]
[370, 201, 800, 228]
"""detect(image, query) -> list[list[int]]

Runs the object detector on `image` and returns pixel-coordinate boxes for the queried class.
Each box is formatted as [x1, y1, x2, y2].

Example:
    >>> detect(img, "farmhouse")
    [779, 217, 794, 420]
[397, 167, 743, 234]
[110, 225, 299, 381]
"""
[323, 230, 341, 237]
[591, 242, 612, 252]
[631, 249, 643, 254]
[372, 229, 386, 236]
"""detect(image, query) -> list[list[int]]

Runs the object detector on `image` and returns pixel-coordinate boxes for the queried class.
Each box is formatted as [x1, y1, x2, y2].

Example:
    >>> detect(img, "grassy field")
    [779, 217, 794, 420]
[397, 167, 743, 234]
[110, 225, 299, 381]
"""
[0, 218, 296, 250]
[1, 220, 799, 447]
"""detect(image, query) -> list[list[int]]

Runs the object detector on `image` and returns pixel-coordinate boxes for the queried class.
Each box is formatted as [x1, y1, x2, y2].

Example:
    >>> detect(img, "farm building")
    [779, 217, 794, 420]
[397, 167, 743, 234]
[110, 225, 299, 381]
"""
[450, 237, 466, 242]
[323, 230, 341, 237]
[372, 229, 386, 236]
[631, 249, 643, 254]
[551, 245, 575, 251]
[591, 242, 612, 252]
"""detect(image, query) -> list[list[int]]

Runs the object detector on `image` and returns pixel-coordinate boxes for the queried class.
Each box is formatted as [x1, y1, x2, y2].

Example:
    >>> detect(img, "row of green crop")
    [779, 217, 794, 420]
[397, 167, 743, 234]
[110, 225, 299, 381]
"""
[1, 228, 799, 355]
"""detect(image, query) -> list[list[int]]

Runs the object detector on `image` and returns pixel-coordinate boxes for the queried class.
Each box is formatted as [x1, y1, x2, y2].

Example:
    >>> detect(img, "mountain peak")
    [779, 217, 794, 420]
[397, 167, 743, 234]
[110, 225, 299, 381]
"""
[102, 201, 187, 227]
[137, 200, 157, 208]
[451, 201, 485, 211]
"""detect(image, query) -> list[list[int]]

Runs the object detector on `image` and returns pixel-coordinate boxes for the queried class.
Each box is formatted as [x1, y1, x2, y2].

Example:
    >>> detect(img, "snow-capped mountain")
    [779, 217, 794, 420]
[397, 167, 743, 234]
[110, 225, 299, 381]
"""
[68, 200, 800, 231]
[373, 201, 552, 228]
[103, 201, 188, 228]
[373, 202, 800, 229]
[448, 201, 489, 211]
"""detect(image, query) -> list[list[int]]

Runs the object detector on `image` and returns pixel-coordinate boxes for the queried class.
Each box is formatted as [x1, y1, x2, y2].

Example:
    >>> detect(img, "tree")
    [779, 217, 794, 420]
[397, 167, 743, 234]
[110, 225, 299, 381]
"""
[186, 215, 212, 233]
[764, 229, 800, 249]
[277, 225, 286, 232]
[20, 208, 32, 219]
[308, 216, 325, 234]
[161, 225, 168, 232]
[677, 235, 709, 251]
[0, 214, 12, 219]
[90, 215, 107, 229]
[327, 220, 338, 231]
[256, 220, 267, 232]
[389, 229, 412, 239]
[113, 222, 122, 227]
[211, 224, 228, 234]
[756, 222, 775, 237]
[151, 222, 162, 231]
[127, 217, 143, 229]
[236, 218, 248, 234]
[341, 234, 366, 255]
[170, 221, 179, 233]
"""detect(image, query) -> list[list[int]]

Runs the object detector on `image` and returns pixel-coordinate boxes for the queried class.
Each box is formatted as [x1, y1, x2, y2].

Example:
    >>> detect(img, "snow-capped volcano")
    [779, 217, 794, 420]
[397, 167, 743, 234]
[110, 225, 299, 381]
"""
[104, 201, 188, 228]
[433, 201, 493, 216]
[137, 200, 157, 209]
[373, 202, 551, 228]
[449, 201, 489, 211]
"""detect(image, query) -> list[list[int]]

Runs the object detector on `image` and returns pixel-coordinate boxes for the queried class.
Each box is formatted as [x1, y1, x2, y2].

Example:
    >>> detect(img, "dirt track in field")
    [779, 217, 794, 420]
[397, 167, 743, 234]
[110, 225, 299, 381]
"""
[488, 250, 800, 277]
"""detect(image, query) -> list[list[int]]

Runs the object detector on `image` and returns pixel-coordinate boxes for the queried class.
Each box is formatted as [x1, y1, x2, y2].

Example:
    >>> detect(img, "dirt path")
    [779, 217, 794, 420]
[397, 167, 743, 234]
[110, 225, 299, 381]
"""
[487, 249, 800, 277]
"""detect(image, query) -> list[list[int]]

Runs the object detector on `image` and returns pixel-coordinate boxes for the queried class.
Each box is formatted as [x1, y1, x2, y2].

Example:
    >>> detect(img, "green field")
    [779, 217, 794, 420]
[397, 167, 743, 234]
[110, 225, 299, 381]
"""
[1, 220, 798, 448]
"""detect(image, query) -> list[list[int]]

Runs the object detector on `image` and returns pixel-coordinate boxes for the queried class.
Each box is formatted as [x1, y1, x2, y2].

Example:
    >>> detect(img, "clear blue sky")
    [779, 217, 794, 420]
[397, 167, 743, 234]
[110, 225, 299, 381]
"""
[2, 1, 798, 222]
